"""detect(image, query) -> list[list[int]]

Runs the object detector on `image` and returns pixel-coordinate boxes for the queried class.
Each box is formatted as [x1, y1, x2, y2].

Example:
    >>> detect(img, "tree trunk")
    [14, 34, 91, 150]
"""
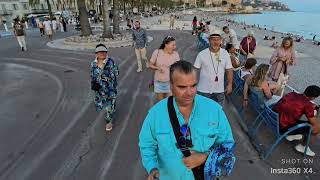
[123, 1, 126, 15]
[113, 0, 121, 34]
[131, 0, 134, 12]
[102, 0, 113, 38]
[77, 0, 92, 36]
[46, 0, 53, 20]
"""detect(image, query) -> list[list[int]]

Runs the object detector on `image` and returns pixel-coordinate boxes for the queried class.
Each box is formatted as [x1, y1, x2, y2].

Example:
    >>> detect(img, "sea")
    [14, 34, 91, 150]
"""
[227, 11, 320, 41]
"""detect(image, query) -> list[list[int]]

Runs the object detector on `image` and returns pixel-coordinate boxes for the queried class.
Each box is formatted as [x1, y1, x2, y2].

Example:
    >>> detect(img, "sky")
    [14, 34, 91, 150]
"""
[277, 0, 320, 12]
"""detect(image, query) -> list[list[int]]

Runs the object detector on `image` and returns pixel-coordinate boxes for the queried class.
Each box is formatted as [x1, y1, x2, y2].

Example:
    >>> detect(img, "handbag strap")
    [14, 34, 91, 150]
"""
[154, 49, 160, 65]
[167, 96, 204, 180]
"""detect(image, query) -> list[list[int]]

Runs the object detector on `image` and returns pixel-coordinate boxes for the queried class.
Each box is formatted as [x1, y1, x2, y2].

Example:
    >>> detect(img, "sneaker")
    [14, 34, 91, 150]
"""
[286, 134, 303, 141]
[295, 144, 315, 157]
[145, 62, 149, 68]
[136, 68, 142, 72]
[21, 47, 24, 51]
[105, 122, 113, 131]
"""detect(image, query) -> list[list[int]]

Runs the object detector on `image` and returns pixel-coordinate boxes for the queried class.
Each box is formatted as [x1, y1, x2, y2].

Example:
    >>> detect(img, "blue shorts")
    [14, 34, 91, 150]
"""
[154, 80, 171, 93]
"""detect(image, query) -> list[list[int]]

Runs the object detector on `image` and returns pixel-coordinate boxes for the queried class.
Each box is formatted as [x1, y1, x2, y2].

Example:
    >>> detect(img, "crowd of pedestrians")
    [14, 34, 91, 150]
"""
[87, 14, 320, 180]
[12, 15, 68, 52]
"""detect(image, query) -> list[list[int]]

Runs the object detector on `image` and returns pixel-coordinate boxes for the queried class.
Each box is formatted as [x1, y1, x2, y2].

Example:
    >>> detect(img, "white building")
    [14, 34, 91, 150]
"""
[205, 0, 242, 6]
[172, 0, 197, 6]
[0, 0, 30, 22]
[0, 0, 76, 25]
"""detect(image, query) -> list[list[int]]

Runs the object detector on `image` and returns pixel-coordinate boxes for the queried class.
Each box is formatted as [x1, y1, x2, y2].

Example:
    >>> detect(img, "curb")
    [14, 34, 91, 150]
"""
[0, 31, 13, 38]
[47, 36, 154, 51]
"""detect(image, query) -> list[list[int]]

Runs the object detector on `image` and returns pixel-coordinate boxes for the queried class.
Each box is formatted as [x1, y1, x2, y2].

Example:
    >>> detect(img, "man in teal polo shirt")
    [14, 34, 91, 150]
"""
[139, 61, 234, 180]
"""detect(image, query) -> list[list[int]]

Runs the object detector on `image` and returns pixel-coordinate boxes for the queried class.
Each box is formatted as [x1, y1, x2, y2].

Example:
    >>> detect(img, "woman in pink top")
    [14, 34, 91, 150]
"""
[269, 37, 296, 81]
[149, 36, 180, 102]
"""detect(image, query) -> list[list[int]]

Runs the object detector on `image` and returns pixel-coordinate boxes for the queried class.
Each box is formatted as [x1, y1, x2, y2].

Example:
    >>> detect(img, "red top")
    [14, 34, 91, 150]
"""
[273, 92, 315, 129]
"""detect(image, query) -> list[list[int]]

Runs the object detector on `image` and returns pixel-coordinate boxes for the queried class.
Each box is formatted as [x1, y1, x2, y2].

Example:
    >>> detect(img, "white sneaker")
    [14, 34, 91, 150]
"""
[105, 122, 113, 131]
[295, 144, 315, 157]
[136, 68, 142, 72]
[286, 134, 303, 141]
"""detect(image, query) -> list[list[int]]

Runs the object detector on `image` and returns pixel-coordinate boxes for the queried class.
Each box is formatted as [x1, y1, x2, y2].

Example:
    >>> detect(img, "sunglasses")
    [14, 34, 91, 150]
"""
[177, 124, 193, 150]
[164, 35, 175, 42]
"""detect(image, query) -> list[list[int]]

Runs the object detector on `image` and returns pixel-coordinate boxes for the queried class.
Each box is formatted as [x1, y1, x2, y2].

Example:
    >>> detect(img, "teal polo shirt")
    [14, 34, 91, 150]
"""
[139, 95, 234, 180]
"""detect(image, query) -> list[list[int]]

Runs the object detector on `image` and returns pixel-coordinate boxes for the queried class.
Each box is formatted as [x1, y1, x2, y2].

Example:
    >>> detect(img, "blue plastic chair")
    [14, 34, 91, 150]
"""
[258, 104, 312, 159]
[231, 70, 245, 99]
[228, 70, 248, 130]
[247, 88, 266, 137]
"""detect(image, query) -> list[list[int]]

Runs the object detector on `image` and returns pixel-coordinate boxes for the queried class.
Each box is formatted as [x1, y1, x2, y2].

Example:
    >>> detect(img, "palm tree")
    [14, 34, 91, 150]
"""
[102, 0, 113, 38]
[77, 0, 92, 36]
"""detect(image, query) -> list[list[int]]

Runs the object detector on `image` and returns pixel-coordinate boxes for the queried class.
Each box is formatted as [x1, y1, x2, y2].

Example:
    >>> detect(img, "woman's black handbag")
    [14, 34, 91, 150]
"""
[91, 81, 100, 91]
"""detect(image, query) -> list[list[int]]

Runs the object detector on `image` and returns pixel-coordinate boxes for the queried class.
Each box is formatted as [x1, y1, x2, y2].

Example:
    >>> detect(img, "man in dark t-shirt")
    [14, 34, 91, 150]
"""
[273, 85, 320, 156]
[13, 18, 27, 51]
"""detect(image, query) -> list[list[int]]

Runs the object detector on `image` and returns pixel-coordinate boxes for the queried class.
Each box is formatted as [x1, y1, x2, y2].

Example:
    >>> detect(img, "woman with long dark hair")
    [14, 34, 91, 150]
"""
[148, 36, 180, 102]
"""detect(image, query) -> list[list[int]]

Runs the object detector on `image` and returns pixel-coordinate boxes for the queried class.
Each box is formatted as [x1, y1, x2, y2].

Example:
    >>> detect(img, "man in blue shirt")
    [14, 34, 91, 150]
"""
[139, 61, 234, 180]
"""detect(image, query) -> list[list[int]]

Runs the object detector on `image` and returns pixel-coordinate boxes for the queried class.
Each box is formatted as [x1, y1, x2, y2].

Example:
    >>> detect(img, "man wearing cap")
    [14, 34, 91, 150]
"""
[194, 29, 233, 106]
[90, 44, 119, 131]
[132, 20, 148, 72]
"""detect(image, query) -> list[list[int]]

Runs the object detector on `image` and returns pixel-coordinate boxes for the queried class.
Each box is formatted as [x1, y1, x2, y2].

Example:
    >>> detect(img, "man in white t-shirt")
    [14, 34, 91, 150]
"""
[194, 29, 233, 105]
[43, 17, 53, 41]
[222, 26, 239, 49]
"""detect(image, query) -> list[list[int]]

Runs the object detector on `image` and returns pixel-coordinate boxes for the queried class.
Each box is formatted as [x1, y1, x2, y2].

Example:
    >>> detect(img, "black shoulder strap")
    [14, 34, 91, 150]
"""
[167, 96, 190, 157]
[167, 96, 205, 180]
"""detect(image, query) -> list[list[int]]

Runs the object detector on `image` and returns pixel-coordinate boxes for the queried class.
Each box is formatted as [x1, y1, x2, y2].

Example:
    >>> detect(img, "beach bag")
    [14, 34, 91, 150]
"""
[148, 50, 160, 91]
